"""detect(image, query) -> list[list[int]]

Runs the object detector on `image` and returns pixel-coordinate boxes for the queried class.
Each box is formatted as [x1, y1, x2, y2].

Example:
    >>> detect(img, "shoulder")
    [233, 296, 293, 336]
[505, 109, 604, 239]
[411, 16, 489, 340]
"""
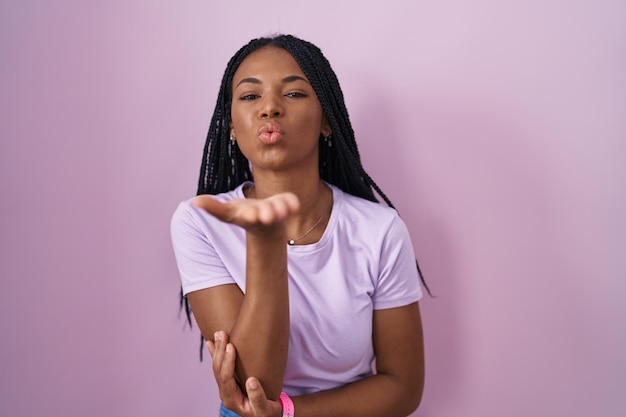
[332, 185, 402, 229]
[328, 185, 414, 254]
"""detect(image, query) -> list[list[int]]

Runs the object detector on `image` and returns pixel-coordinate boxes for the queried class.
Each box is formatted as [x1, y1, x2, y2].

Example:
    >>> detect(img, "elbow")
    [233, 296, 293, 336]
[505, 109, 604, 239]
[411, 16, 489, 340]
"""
[399, 371, 425, 415]
[397, 388, 423, 416]
[234, 356, 285, 402]
[406, 389, 424, 415]
[257, 379, 283, 402]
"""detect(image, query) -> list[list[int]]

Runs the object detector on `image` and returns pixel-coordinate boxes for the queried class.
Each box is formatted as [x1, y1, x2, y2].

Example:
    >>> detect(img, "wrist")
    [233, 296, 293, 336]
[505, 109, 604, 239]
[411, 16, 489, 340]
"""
[245, 221, 287, 237]
[278, 391, 294, 417]
[246, 225, 288, 244]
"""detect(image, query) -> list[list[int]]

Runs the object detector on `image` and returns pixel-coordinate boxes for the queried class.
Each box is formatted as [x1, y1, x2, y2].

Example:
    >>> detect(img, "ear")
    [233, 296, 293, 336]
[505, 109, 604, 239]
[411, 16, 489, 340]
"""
[321, 114, 332, 138]
[229, 122, 236, 140]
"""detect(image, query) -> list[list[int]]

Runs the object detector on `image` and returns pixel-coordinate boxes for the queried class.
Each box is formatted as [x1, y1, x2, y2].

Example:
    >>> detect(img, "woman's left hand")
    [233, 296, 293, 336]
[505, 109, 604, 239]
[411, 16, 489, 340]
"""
[192, 192, 300, 238]
[207, 331, 283, 417]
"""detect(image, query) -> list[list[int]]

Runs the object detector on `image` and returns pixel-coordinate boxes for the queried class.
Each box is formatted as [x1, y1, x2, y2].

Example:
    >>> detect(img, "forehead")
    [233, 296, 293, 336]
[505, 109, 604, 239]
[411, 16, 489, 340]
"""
[233, 46, 306, 82]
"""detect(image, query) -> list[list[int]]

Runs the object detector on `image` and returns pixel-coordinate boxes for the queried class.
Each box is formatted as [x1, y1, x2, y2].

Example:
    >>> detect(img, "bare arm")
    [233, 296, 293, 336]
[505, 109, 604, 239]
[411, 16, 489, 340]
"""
[209, 302, 425, 417]
[186, 193, 300, 400]
[291, 302, 425, 417]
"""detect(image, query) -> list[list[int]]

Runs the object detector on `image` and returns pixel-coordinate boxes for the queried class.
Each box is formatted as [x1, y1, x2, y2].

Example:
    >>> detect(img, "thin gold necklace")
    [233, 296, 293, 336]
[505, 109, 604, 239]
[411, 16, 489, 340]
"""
[245, 185, 332, 245]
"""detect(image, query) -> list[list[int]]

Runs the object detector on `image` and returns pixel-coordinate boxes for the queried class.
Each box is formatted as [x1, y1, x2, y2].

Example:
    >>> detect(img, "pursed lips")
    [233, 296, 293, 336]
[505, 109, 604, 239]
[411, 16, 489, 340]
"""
[258, 123, 284, 144]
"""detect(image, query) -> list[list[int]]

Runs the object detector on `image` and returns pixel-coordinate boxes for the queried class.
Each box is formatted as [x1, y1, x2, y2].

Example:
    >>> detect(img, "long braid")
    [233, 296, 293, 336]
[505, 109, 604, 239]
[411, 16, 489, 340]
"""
[184, 35, 431, 358]
[280, 37, 395, 207]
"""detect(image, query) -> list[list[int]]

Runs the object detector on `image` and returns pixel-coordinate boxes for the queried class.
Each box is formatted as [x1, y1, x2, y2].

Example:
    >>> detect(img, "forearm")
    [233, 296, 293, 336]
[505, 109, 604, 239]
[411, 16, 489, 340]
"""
[229, 230, 290, 400]
[292, 372, 423, 417]
[293, 303, 425, 417]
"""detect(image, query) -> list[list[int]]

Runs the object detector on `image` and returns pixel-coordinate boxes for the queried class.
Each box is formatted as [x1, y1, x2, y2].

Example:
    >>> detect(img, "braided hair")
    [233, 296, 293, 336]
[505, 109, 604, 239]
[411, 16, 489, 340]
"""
[182, 34, 430, 357]
[196, 34, 391, 204]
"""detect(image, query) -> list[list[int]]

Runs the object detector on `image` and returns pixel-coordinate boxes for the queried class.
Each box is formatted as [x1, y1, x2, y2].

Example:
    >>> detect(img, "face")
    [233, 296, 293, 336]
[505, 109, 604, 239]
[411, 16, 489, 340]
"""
[229, 46, 331, 174]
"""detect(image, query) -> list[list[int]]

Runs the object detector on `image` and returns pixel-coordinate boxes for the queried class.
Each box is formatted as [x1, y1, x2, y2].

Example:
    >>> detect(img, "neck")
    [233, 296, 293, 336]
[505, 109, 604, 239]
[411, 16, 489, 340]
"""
[248, 170, 323, 204]
[246, 175, 332, 244]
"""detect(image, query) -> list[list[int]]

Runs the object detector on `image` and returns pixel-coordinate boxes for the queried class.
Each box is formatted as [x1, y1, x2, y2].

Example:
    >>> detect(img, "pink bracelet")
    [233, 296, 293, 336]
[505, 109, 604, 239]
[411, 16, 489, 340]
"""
[278, 391, 294, 417]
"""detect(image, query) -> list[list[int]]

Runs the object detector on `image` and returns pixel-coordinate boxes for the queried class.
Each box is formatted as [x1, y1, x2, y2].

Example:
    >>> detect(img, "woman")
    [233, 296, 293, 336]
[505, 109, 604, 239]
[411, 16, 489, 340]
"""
[171, 34, 426, 417]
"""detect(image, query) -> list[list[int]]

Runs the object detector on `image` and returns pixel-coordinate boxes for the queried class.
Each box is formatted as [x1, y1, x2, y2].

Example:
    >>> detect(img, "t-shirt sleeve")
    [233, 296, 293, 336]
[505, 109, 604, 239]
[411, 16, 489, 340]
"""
[372, 214, 423, 309]
[170, 200, 236, 295]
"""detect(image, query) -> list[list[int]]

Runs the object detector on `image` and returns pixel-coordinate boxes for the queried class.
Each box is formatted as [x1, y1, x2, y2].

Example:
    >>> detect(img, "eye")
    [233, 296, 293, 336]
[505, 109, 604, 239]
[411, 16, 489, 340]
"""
[285, 92, 308, 98]
[239, 93, 260, 101]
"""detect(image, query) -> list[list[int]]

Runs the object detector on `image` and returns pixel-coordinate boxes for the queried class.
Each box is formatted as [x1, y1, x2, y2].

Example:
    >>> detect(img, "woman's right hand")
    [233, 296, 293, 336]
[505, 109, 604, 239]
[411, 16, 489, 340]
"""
[207, 331, 283, 417]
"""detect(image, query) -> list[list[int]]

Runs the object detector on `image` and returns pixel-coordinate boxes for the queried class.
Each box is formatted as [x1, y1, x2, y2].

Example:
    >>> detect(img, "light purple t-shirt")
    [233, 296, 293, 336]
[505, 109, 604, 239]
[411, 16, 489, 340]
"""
[170, 182, 422, 396]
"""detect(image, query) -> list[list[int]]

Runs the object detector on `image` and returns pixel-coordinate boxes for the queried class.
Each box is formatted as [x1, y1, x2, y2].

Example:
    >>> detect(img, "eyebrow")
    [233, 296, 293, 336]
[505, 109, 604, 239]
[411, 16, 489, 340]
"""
[282, 75, 309, 84]
[235, 75, 310, 88]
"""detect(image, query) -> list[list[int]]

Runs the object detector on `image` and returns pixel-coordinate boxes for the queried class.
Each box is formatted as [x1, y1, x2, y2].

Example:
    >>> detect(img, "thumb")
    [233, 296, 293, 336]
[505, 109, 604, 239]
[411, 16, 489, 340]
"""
[246, 377, 270, 413]
[205, 339, 215, 358]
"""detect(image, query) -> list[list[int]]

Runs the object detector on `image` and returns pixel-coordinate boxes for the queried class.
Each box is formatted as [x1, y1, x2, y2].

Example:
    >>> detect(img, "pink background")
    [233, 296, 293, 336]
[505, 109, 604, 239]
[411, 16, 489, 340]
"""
[1, 1, 624, 416]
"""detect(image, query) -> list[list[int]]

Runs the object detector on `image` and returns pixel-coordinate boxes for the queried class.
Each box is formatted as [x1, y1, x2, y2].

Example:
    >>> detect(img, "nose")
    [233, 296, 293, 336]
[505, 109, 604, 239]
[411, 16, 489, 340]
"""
[259, 94, 283, 119]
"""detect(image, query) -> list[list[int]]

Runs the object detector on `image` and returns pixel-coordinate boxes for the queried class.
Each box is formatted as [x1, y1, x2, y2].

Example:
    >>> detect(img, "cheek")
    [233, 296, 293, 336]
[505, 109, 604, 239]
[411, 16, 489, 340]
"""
[301, 111, 325, 135]
[230, 108, 252, 135]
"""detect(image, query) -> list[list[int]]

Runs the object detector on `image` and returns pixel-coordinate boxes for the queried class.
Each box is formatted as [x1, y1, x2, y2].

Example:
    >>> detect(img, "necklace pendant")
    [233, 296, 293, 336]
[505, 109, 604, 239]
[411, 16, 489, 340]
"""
[288, 239, 296, 245]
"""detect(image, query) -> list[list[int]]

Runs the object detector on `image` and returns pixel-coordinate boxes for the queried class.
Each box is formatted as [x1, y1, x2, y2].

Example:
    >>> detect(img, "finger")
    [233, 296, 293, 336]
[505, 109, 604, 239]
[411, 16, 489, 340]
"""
[215, 337, 237, 388]
[218, 344, 246, 411]
[246, 377, 270, 414]
[205, 339, 215, 358]
[258, 193, 301, 225]
[237, 203, 262, 226]
[281, 192, 301, 214]
[257, 198, 287, 225]
[192, 196, 232, 222]
[212, 331, 226, 375]
[221, 342, 237, 380]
